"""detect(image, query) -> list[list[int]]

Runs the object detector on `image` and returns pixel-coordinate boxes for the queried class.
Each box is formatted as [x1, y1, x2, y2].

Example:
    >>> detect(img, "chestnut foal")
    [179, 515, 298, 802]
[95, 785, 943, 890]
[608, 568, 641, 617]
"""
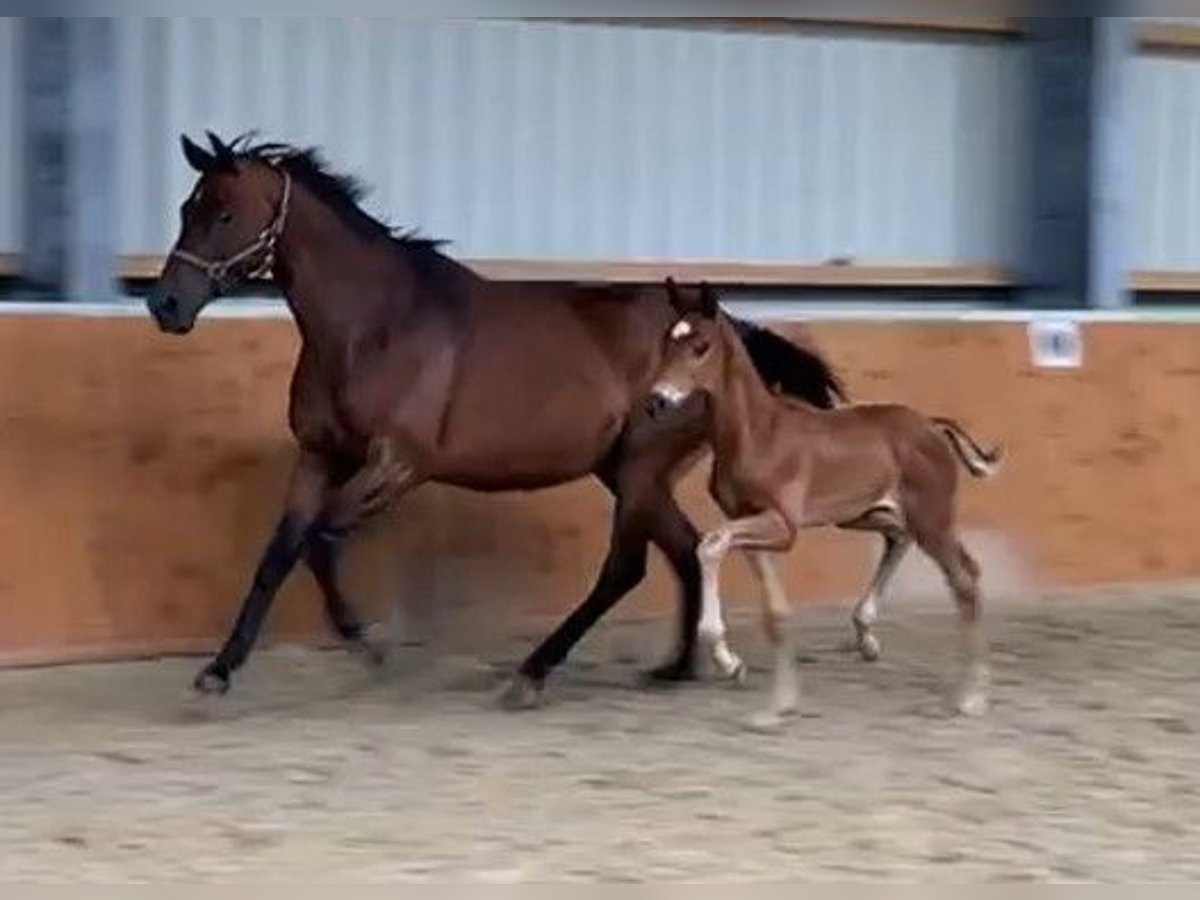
[648, 281, 1002, 729]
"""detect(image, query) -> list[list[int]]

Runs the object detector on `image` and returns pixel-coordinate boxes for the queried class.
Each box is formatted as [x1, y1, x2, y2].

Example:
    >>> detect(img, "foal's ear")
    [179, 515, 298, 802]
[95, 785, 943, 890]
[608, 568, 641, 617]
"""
[665, 276, 688, 314]
[698, 281, 719, 319]
[181, 133, 216, 173]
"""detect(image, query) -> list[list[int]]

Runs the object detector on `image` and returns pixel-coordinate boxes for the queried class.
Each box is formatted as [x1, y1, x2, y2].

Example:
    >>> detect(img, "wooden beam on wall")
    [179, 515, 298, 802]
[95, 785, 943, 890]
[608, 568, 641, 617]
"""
[10, 255, 1200, 294]
[112, 255, 1011, 288]
[518, 17, 1023, 38]
[1131, 270, 1200, 293]
[519, 17, 1200, 55]
[1138, 22, 1200, 55]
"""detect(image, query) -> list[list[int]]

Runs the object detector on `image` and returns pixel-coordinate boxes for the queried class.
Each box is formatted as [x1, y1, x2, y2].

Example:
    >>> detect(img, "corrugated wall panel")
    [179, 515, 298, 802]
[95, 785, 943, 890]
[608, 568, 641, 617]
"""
[1133, 54, 1200, 271]
[110, 19, 1023, 267]
[0, 19, 21, 256]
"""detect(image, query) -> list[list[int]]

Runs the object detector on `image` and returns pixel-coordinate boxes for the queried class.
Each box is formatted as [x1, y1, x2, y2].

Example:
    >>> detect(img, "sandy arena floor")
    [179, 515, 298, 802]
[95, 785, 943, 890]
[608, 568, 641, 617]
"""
[1, 591, 1198, 882]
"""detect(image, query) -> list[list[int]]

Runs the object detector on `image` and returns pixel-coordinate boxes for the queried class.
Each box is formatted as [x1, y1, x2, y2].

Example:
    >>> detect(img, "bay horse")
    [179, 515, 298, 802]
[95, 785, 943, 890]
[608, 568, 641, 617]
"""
[146, 131, 845, 705]
[647, 280, 1001, 729]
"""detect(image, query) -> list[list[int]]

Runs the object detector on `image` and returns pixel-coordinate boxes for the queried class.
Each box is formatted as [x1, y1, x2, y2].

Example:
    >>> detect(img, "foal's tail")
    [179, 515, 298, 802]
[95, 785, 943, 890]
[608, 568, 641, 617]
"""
[931, 417, 1003, 479]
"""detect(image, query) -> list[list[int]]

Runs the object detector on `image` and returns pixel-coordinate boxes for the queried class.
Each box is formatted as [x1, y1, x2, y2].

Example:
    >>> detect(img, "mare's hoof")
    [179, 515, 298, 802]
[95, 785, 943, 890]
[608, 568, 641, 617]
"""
[497, 674, 545, 711]
[350, 625, 389, 668]
[642, 659, 698, 686]
[193, 664, 231, 696]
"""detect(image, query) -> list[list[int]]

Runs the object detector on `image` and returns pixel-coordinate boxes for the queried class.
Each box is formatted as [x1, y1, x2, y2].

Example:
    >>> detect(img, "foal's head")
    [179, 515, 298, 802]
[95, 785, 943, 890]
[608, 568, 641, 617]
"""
[149, 132, 289, 334]
[648, 278, 726, 414]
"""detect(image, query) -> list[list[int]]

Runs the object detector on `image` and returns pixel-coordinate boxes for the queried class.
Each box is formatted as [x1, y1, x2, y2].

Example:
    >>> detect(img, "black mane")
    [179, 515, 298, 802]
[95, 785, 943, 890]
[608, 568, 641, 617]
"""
[729, 315, 846, 410]
[225, 133, 448, 254]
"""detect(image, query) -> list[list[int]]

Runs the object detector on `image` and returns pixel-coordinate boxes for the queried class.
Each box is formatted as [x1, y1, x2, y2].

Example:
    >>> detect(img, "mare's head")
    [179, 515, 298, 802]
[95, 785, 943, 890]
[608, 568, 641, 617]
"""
[149, 132, 289, 334]
[648, 278, 726, 416]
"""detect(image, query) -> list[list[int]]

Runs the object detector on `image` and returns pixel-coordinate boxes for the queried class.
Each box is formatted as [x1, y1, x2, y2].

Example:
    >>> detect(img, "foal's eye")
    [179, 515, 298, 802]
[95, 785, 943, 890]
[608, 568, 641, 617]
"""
[692, 340, 710, 357]
[218, 210, 234, 224]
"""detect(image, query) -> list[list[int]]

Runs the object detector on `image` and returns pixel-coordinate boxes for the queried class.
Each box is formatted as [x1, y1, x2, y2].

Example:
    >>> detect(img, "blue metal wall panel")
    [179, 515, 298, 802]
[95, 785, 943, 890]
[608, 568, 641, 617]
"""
[1133, 53, 1200, 271]
[8, 19, 1200, 277]
[7, 19, 1026, 270]
[0, 19, 21, 257]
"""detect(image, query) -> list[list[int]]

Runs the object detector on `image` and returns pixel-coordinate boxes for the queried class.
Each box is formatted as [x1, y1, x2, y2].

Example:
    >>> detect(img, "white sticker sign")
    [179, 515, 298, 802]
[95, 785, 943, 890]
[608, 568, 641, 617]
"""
[1028, 318, 1083, 369]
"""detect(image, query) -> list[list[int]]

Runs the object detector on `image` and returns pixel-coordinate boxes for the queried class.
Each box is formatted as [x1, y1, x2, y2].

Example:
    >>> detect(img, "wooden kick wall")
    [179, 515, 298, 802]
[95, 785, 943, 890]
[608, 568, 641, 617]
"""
[3, 311, 1199, 666]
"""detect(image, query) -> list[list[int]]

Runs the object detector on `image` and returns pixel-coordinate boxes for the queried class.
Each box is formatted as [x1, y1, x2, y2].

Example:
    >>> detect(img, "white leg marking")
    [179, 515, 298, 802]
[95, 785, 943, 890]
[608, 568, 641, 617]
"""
[698, 532, 745, 683]
[749, 552, 799, 721]
[957, 659, 991, 717]
[851, 534, 911, 663]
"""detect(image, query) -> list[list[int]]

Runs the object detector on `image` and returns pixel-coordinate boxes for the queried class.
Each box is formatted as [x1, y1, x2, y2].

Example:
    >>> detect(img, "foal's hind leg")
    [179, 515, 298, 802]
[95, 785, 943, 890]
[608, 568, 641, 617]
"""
[914, 529, 989, 717]
[840, 507, 911, 662]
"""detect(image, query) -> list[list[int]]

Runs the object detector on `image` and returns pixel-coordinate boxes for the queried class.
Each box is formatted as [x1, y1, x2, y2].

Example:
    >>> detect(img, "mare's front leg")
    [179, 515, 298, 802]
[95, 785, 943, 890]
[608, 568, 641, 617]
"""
[317, 437, 418, 538]
[194, 451, 330, 694]
[309, 438, 421, 658]
[696, 510, 796, 729]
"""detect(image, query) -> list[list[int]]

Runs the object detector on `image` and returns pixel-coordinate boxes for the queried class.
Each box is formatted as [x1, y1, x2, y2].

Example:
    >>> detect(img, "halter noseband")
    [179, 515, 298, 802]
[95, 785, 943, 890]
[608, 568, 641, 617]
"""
[169, 167, 292, 290]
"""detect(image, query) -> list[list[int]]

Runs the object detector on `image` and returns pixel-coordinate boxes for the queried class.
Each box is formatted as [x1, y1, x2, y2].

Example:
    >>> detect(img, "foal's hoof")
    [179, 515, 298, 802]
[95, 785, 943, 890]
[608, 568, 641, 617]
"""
[193, 664, 231, 696]
[742, 708, 795, 734]
[858, 634, 882, 663]
[497, 674, 545, 711]
[956, 690, 990, 718]
[726, 659, 749, 689]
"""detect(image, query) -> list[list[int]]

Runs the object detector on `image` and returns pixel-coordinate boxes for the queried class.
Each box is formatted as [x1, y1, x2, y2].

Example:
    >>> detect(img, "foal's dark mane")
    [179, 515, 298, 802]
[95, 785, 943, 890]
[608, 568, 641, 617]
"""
[729, 316, 846, 406]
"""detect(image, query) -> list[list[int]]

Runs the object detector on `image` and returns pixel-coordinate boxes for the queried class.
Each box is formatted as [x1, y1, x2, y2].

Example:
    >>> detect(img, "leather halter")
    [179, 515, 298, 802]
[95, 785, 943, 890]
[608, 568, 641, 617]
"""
[169, 167, 291, 290]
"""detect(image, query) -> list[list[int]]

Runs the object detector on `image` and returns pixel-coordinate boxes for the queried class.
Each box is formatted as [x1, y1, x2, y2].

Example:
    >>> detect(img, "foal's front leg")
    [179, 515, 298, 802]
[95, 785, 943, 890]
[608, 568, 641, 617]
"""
[746, 550, 800, 729]
[697, 511, 795, 710]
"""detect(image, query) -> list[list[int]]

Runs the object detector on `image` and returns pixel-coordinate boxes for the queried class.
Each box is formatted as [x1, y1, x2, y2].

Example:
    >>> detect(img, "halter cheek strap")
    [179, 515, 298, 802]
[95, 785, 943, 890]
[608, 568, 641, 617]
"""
[169, 168, 291, 290]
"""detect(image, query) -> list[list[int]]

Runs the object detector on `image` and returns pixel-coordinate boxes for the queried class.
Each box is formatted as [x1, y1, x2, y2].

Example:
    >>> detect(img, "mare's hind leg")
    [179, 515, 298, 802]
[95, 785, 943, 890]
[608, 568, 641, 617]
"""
[839, 507, 911, 662]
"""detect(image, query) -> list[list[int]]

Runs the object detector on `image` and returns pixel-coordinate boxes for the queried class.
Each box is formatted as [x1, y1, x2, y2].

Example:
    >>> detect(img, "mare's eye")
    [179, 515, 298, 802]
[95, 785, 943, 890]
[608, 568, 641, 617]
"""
[692, 340, 710, 357]
[218, 210, 234, 224]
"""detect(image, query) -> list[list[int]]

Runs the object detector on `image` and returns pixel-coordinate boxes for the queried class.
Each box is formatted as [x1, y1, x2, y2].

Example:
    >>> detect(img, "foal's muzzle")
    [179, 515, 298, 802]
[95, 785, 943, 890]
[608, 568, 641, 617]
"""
[646, 384, 689, 420]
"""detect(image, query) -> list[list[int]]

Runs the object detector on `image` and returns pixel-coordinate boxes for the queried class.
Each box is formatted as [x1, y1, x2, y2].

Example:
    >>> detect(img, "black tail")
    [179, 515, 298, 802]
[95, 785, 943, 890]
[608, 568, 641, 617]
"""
[729, 315, 846, 410]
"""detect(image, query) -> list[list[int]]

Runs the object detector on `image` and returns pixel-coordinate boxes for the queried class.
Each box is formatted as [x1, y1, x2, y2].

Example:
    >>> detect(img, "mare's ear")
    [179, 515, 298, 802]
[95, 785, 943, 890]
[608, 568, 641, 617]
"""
[205, 130, 238, 171]
[698, 281, 719, 319]
[181, 134, 216, 173]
